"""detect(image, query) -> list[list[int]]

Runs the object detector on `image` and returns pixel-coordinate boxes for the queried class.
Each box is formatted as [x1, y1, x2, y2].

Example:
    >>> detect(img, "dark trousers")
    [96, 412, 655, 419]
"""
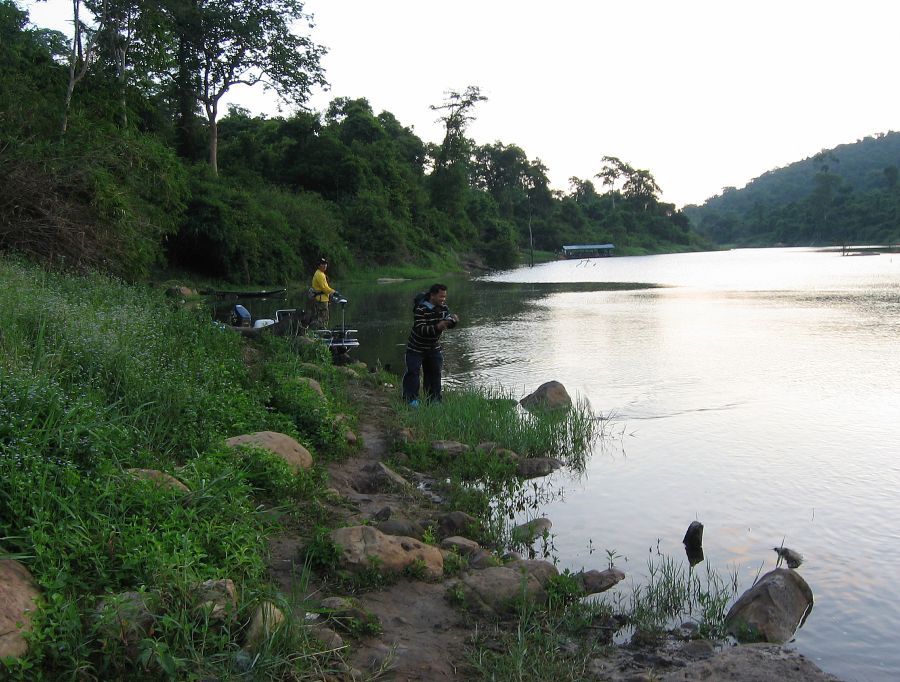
[402, 349, 443, 402]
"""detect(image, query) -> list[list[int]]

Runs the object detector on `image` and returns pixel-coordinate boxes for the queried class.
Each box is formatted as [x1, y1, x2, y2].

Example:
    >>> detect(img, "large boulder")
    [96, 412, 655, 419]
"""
[725, 568, 814, 644]
[225, 431, 313, 472]
[519, 381, 572, 412]
[0, 560, 41, 658]
[455, 559, 558, 616]
[330, 526, 443, 579]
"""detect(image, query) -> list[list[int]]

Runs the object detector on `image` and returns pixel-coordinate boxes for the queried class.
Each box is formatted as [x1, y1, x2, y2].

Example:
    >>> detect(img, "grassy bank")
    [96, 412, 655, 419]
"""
[0, 258, 358, 679]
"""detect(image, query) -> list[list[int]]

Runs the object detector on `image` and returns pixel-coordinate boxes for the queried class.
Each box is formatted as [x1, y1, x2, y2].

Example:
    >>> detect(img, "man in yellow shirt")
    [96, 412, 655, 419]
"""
[311, 258, 336, 327]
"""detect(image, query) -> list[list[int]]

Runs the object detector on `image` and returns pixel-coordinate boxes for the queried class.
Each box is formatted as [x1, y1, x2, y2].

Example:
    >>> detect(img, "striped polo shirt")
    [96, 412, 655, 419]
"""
[406, 300, 450, 352]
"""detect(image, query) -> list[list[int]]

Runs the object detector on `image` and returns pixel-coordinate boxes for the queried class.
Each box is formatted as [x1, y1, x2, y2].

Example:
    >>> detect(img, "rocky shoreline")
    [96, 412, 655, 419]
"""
[266, 379, 842, 681]
[0, 370, 842, 680]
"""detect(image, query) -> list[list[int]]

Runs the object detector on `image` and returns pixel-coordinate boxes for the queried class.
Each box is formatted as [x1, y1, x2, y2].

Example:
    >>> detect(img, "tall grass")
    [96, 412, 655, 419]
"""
[601, 554, 740, 639]
[0, 258, 345, 679]
[400, 385, 603, 466]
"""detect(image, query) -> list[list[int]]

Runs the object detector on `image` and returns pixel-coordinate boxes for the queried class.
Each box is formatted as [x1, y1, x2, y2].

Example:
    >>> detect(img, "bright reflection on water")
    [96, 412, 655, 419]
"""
[474, 248, 900, 682]
[264, 247, 899, 681]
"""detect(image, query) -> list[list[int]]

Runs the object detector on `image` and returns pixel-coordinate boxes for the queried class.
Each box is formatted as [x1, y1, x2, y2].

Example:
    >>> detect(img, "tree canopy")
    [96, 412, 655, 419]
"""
[1, 0, 708, 283]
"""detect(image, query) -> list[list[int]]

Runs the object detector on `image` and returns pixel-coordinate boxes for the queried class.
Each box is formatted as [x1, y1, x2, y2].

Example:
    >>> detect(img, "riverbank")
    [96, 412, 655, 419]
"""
[0, 258, 841, 680]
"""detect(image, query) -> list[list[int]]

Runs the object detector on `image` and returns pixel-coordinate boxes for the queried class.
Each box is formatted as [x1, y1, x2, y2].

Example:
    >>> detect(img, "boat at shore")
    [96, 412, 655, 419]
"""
[203, 287, 287, 298]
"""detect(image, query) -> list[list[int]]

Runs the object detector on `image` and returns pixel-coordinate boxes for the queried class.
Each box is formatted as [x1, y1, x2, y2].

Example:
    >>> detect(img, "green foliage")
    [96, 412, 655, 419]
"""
[687, 131, 900, 246]
[0, 259, 339, 678]
[171, 168, 349, 283]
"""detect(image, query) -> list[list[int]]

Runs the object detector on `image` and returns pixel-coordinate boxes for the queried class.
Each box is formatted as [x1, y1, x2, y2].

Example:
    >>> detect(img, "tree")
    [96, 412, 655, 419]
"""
[595, 155, 630, 209]
[427, 86, 486, 235]
[189, 0, 327, 174]
[622, 168, 661, 209]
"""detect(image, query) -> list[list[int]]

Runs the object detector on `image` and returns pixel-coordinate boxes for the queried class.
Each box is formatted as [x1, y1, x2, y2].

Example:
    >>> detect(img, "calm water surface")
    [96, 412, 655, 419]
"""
[265, 247, 900, 680]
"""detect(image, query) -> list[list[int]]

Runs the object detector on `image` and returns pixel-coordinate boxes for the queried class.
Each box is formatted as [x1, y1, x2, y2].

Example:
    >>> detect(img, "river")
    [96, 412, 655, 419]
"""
[247, 247, 900, 680]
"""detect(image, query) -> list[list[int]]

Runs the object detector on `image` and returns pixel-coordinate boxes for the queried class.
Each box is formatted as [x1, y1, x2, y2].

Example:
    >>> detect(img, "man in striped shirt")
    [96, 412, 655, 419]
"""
[402, 284, 459, 405]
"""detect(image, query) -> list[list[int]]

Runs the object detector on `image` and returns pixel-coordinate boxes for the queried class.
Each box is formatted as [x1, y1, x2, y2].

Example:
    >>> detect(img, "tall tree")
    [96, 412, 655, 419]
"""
[428, 85, 486, 227]
[189, 0, 327, 173]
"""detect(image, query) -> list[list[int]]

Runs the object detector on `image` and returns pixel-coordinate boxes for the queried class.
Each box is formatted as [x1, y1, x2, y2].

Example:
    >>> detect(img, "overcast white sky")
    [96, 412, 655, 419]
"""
[24, 0, 900, 207]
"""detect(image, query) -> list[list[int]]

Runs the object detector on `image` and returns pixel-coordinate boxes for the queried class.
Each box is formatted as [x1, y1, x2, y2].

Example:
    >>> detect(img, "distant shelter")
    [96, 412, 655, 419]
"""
[561, 243, 615, 258]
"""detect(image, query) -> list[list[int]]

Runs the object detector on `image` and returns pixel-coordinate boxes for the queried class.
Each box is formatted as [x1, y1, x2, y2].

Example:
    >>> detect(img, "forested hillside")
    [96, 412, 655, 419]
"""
[685, 132, 900, 247]
[0, 0, 708, 284]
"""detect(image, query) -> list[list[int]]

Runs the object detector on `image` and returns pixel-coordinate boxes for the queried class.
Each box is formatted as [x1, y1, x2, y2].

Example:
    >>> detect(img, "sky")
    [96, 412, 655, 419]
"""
[22, 0, 900, 207]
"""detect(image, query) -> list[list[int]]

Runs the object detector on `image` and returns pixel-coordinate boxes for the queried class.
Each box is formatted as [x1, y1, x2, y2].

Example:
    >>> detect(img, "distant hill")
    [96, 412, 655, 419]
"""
[684, 132, 900, 246]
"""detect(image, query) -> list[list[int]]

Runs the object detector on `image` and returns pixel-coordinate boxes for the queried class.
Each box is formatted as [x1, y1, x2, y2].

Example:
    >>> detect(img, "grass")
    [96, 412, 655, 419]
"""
[398, 385, 603, 464]
[599, 554, 740, 640]
[0, 257, 355, 679]
[394, 385, 603, 552]
[466, 555, 741, 680]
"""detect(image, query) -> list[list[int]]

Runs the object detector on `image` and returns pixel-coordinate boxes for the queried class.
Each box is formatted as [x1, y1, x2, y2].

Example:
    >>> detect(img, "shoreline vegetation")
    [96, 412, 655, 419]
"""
[1, 257, 839, 680]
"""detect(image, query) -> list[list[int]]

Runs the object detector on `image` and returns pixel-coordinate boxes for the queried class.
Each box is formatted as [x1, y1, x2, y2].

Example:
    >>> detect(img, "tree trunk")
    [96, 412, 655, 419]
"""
[208, 114, 218, 175]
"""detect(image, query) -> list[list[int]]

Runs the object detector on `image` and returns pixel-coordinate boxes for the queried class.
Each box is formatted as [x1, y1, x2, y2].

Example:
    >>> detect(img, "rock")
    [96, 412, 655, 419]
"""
[371, 506, 392, 522]
[468, 550, 498, 569]
[243, 601, 285, 653]
[375, 519, 426, 540]
[725, 568, 814, 644]
[354, 462, 410, 494]
[515, 457, 562, 479]
[475, 441, 499, 454]
[298, 362, 326, 378]
[519, 381, 572, 412]
[166, 285, 197, 298]
[320, 596, 355, 613]
[430, 440, 471, 456]
[440, 536, 481, 556]
[330, 526, 443, 579]
[94, 591, 156, 648]
[660, 643, 841, 681]
[576, 567, 625, 595]
[683, 521, 704, 550]
[195, 578, 238, 622]
[125, 468, 190, 493]
[394, 427, 415, 445]
[457, 560, 558, 616]
[506, 559, 559, 586]
[495, 448, 520, 462]
[309, 624, 344, 650]
[0, 560, 40, 658]
[430, 511, 479, 539]
[511, 517, 552, 544]
[293, 376, 324, 397]
[225, 431, 313, 472]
